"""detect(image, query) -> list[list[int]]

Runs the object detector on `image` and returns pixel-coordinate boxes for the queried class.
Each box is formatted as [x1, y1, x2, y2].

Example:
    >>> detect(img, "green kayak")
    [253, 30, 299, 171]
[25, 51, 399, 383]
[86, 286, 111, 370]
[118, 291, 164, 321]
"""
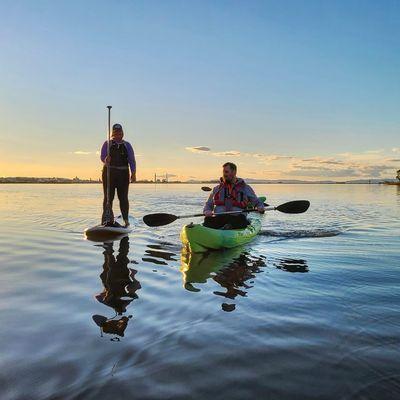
[180, 196, 265, 253]
[181, 217, 262, 253]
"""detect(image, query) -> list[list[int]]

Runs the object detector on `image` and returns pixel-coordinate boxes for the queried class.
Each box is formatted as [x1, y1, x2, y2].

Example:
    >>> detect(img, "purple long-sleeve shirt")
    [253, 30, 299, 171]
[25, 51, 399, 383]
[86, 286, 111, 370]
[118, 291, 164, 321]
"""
[100, 140, 136, 173]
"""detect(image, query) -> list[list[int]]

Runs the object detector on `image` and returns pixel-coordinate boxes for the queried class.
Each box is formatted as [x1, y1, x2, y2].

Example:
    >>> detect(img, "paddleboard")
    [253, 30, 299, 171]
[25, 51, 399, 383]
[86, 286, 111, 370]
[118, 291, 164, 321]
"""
[84, 224, 132, 240]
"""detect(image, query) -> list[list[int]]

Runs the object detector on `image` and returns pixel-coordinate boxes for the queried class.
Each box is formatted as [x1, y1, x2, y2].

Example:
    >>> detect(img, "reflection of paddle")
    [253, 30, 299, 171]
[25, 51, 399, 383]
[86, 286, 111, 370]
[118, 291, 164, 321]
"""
[143, 200, 310, 227]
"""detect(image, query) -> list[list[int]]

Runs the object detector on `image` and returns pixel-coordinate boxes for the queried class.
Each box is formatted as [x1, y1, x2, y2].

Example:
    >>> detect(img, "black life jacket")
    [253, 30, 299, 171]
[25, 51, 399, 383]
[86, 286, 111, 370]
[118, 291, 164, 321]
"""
[109, 141, 128, 167]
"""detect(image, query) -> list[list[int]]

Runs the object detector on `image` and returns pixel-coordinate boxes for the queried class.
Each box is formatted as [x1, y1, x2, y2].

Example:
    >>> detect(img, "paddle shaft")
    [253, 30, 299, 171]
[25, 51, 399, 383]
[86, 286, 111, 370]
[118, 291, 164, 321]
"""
[106, 106, 112, 207]
[143, 200, 309, 227]
[176, 207, 270, 220]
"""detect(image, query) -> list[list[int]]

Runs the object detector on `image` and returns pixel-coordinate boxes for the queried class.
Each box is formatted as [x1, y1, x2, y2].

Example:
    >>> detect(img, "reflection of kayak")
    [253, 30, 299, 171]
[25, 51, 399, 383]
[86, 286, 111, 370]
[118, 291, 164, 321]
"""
[180, 247, 244, 285]
[181, 217, 262, 253]
[181, 247, 267, 303]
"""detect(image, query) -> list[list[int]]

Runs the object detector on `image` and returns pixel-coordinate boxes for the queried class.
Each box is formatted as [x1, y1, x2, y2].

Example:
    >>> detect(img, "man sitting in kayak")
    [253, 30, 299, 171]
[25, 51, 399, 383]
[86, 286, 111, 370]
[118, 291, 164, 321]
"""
[203, 162, 265, 229]
[100, 123, 136, 227]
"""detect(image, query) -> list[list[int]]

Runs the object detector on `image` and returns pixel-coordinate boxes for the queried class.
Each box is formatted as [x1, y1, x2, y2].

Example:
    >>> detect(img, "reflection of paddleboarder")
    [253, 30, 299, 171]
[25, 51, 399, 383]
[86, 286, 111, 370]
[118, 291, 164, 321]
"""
[96, 237, 141, 314]
[93, 237, 141, 338]
[100, 112, 136, 227]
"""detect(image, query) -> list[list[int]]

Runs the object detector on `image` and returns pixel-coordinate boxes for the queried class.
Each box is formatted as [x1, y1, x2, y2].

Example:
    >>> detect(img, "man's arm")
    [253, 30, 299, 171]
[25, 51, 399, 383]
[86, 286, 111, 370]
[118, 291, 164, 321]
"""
[203, 189, 215, 215]
[245, 185, 265, 211]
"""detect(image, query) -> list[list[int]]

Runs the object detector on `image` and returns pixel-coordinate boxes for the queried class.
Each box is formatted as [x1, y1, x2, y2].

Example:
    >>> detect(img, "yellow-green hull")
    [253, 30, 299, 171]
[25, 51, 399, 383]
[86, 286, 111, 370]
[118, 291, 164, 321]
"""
[180, 218, 262, 253]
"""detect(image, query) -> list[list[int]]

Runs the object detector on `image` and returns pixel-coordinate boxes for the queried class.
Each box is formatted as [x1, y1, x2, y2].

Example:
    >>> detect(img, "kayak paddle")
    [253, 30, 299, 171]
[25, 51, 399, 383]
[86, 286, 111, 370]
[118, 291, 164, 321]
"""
[143, 200, 310, 227]
[274, 200, 310, 214]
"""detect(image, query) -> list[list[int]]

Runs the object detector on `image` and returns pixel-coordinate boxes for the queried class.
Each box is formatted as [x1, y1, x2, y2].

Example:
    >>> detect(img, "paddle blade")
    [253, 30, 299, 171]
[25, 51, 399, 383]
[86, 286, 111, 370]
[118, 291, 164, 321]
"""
[143, 213, 178, 227]
[201, 186, 212, 192]
[276, 200, 310, 214]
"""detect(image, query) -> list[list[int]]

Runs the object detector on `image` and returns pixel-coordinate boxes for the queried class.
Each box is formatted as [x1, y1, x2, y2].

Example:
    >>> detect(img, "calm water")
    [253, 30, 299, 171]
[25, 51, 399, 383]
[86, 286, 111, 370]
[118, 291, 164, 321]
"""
[0, 183, 399, 400]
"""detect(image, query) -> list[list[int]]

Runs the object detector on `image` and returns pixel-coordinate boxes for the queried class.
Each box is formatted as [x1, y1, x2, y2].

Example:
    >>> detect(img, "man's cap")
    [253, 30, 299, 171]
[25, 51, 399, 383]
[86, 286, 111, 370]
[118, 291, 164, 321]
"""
[112, 123, 123, 131]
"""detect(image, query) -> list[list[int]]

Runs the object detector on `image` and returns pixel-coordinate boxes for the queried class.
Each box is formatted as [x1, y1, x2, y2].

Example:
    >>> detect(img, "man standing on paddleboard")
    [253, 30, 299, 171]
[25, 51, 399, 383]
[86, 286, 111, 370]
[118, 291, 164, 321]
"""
[100, 123, 136, 227]
[203, 162, 265, 229]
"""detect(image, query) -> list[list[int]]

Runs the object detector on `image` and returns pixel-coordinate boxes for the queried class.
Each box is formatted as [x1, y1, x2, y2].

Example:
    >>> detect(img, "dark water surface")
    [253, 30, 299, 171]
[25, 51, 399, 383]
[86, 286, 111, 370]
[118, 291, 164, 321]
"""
[0, 184, 399, 399]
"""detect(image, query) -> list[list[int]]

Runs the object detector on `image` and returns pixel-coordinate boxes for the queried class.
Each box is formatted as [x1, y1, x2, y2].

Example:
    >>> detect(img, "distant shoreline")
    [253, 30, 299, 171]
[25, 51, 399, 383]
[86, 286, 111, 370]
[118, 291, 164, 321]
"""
[0, 178, 398, 185]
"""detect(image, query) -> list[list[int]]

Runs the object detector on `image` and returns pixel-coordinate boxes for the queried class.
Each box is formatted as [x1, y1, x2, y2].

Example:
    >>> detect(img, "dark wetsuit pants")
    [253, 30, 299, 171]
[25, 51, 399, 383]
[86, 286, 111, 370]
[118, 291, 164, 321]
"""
[102, 167, 129, 221]
[203, 213, 249, 229]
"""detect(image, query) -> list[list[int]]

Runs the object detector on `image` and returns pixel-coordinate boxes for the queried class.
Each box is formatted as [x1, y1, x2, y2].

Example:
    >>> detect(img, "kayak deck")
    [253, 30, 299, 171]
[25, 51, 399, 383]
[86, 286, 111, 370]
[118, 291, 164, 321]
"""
[181, 217, 262, 253]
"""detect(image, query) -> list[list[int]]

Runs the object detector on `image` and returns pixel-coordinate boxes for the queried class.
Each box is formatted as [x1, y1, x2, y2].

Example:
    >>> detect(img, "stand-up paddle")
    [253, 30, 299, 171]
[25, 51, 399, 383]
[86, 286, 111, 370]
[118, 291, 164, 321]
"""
[143, 200, 310, 227]
[102, 105, 114, 225]
[84, 106, 132, 240]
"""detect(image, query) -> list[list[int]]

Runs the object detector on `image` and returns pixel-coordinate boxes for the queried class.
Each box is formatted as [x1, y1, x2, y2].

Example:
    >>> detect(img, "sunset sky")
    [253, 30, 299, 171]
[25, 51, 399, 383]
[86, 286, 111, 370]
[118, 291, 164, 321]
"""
[1, 0, 399, 181]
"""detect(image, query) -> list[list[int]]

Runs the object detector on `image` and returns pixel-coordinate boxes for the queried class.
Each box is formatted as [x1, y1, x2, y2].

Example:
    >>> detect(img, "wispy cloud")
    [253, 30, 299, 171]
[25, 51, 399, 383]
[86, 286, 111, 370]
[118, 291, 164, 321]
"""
[288, 161, 395, 179]
[185, 146, 211, 153]
[186, 147, 243, 157]
[73, 151, 92, 155]
[253, 154, 295, 163]
[301, 157, 345, 165]
[181, 147, 397, 179]
[337, 150, 386, 162]
[319, 160, 345, 165]
[213, 150, 241, 157]
[365, 149, 385, 154]
[289, 166, 360, 178]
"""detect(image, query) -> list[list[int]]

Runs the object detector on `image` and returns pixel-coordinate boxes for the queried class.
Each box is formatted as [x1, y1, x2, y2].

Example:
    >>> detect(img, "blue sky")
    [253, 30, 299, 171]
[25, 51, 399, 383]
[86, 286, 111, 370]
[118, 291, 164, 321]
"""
[0, 0, 399, 180]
